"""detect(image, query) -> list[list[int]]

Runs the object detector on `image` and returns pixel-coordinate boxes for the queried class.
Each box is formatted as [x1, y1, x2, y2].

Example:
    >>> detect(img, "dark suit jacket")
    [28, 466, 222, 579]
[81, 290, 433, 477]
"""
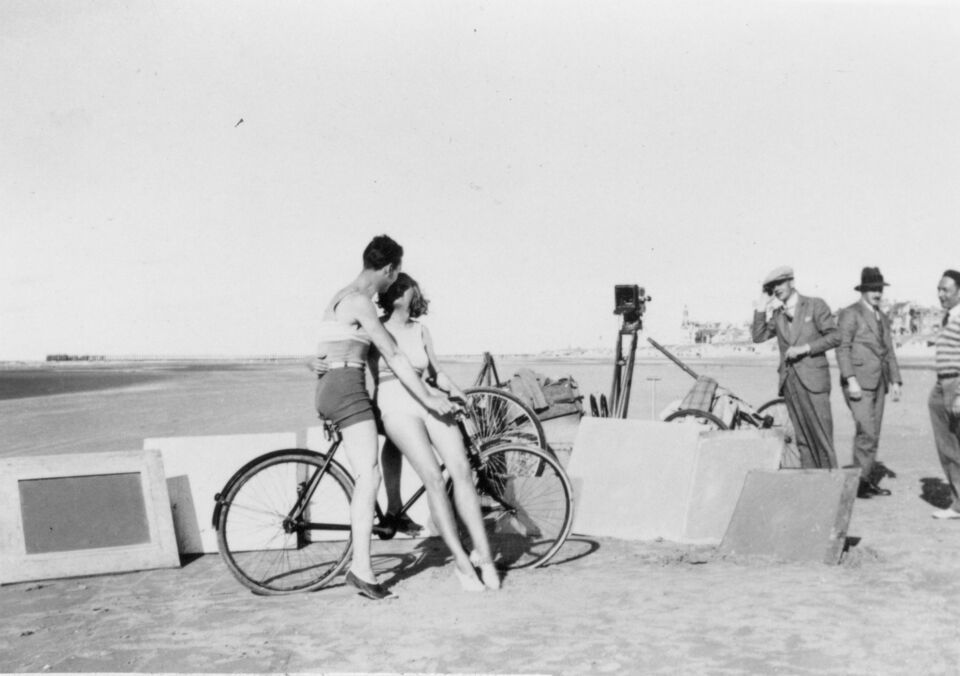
[752, 294, 841, 395]
[835, 301, 901, 390]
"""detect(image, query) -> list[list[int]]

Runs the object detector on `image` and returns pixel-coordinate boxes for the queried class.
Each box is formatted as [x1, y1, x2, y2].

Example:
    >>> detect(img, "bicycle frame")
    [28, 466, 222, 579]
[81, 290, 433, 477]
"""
[213, 413, 528, 544]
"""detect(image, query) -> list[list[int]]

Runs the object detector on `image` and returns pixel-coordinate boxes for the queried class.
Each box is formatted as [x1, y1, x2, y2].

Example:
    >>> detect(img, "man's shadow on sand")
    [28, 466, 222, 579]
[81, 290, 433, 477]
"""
[920, 476, 954, 508]
[370, 535, 601, 589]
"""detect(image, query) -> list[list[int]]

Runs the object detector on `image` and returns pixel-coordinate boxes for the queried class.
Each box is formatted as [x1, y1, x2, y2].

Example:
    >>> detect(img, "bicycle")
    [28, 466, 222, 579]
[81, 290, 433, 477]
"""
[642, 339, 798, 465]
[663, 393, 796, 463]
[212, 407, 574, 595]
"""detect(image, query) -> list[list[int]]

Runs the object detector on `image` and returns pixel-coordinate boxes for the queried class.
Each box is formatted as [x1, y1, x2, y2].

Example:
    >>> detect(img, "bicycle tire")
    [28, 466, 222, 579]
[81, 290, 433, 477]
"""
[463, 386, 547, 451]
[472, 443, 573, 569]
[216, 450, 354, 595]
[757, 398, 800, 468]
[664, 408, 728, 430]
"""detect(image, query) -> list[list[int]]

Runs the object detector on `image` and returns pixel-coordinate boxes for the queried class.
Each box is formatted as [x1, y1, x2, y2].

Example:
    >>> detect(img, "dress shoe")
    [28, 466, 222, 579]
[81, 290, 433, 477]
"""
[392, 513, 423, 535]
[931, 507, 960, 520]
[345, 570, 395, 600]
[381, 512, 423, 536]
[857, 480, 891, 498]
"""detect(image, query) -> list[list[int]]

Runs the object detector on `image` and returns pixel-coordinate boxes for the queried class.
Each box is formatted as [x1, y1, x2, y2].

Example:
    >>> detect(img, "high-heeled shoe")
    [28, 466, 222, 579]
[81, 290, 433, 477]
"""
[345, 570, 395, 600]
[454, 566, 485, 592]
[469, 550, 501, 591]
[477, 562, 500, 591]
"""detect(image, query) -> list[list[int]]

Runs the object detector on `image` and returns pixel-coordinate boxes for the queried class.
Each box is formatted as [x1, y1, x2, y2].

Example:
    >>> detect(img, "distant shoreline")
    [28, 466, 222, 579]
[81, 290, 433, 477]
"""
[0, 341, 937, 369]
[0, 346, 938, 402]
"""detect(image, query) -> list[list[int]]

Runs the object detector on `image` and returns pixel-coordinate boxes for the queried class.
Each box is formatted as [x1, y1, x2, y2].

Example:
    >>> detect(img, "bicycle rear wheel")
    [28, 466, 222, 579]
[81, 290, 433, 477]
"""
[664, 408, 728, 430]
[473, 444, 573, 569]
[463, 386, 547, 450]
[757, 398, 800, 468]
[216, 450, 354, 595]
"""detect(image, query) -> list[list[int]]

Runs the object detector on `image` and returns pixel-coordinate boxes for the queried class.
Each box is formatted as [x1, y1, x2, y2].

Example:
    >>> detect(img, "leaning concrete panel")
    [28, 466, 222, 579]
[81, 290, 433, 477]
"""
[144, 432, 297, 554]
[719, 468, 860, 564]
[1, 450, 180, 585]
[566, 418, 702, 541]
[680, 429, 785, 544]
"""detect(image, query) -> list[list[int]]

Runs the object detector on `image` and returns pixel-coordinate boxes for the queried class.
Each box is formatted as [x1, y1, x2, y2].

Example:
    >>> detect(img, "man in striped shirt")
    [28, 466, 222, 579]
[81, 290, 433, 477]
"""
[929, 269, 960, 519]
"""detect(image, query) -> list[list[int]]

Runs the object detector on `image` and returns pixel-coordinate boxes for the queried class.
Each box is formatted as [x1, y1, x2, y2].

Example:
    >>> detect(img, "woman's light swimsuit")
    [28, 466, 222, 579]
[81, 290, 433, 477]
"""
[377, 321, 435, 420]
[314, 312, 375, 428]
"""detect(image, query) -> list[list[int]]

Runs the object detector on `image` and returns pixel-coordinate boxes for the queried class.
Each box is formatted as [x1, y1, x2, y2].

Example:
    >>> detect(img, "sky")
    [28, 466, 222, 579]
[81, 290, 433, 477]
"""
[2, 0, 958, 360]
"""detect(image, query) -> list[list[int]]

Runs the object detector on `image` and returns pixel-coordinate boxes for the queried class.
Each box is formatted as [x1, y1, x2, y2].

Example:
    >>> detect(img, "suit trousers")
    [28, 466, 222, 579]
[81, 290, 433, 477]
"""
[783, 367, 837, 469]
[842, 380, 887, 480]
[928, 378, 960, 510]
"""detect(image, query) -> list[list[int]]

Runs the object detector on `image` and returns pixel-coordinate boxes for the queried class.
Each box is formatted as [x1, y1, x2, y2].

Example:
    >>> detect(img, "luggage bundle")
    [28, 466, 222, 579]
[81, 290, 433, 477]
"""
[507, 368, 584, 421]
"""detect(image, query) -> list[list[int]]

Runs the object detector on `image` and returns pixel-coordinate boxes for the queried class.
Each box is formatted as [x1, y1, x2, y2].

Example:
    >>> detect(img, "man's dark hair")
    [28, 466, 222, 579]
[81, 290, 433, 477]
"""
[943, 269, 960, 289]
[363, 235, 403, 271]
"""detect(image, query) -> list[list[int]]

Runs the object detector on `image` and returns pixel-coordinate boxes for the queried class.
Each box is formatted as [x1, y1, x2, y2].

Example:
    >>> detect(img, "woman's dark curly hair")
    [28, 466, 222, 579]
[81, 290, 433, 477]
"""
[377, 272, 429, 319]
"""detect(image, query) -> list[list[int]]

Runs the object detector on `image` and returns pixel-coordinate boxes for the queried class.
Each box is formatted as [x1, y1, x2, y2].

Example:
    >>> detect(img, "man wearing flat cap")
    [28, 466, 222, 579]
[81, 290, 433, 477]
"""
[836, 267, 902, 497]
[752, 266, 841, 468]
[929, 269, 960, 519]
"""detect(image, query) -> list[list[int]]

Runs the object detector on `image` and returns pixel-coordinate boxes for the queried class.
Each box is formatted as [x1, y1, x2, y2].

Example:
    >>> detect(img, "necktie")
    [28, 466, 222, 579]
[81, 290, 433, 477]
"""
[945, 313, 951, 328]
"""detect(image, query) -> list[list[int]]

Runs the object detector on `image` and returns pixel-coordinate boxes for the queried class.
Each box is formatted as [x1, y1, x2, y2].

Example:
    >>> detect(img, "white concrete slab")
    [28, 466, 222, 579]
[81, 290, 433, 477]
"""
[144, 432, 297, 554]
[681, 429, 784, 544]
[567, 419, 785, 543]
[566, 418, 702, 541]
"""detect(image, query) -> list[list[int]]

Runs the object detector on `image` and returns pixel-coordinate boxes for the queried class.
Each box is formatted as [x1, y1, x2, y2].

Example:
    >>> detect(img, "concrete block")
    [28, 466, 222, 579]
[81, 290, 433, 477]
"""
[719, 468, 860, 564]
[541, 414, 581, 469]
[144, 432, 297, 554]
[566, 418, 702, 540]
[566, 419, 785, 543]
[681, 429, 784, 544]
[1, 451, 180, 584]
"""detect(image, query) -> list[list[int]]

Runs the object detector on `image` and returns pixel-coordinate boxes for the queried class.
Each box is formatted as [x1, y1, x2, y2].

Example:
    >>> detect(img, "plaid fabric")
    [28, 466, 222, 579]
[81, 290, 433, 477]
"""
[680, 376, 718, 412]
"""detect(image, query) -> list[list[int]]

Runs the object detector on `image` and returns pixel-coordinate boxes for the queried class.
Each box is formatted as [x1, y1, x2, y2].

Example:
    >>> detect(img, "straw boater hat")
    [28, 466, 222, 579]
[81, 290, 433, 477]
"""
[762, 266, 794, 289]
[855, 267, 889, 292]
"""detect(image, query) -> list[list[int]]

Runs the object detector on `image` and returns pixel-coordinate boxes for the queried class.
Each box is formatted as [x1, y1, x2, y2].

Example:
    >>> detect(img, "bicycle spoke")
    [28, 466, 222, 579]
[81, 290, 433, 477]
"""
[217, 453, 353, 594]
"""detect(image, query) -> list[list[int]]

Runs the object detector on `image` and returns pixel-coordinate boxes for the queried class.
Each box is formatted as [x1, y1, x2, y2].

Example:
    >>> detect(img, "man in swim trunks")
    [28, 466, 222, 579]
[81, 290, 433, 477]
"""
[315, 235, 456, 599]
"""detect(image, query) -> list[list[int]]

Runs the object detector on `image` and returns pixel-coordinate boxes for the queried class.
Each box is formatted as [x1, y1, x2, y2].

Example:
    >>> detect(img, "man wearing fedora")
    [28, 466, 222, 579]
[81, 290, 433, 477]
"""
[929, 269, 960, 519]
[836, 267, 902, 498]
[752, 266, 841, 469]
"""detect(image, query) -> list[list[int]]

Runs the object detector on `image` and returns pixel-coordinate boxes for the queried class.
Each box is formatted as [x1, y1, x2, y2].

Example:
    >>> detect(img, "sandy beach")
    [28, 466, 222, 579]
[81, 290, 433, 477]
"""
[2, 356, 960, 674]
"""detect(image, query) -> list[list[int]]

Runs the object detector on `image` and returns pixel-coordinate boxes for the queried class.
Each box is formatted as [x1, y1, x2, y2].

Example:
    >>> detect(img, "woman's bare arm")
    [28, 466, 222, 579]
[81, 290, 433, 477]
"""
[421, 324, 466, 400]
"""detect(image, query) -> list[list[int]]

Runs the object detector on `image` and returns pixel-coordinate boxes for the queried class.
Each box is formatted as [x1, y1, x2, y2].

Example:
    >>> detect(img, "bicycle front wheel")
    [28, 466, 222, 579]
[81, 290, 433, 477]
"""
[216, 451, 354, 595]
[463, 386, 547, 451]
[474, 444, 573, 569]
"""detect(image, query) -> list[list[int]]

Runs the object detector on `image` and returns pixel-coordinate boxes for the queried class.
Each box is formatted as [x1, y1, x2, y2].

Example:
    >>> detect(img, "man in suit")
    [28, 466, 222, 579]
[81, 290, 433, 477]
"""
[752, 266, 842, 468]
[836, 267, 902, 497]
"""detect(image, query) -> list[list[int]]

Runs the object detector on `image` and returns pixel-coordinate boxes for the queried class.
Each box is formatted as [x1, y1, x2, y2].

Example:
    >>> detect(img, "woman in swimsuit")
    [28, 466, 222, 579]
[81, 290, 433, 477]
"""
[373, 273, 500, 591]
[315, 236, 456, 600]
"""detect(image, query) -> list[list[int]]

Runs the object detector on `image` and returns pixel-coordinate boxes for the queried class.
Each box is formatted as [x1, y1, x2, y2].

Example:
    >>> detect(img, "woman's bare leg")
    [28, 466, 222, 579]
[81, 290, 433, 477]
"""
[382, 414, 475, 576]
[340, 419, 382, 583]
[425, 416, 495, 568]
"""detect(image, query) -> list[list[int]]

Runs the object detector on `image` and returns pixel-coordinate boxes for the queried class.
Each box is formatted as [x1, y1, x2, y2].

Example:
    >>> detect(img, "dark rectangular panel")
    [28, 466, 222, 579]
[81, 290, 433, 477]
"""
[19, 473, 150, 553]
